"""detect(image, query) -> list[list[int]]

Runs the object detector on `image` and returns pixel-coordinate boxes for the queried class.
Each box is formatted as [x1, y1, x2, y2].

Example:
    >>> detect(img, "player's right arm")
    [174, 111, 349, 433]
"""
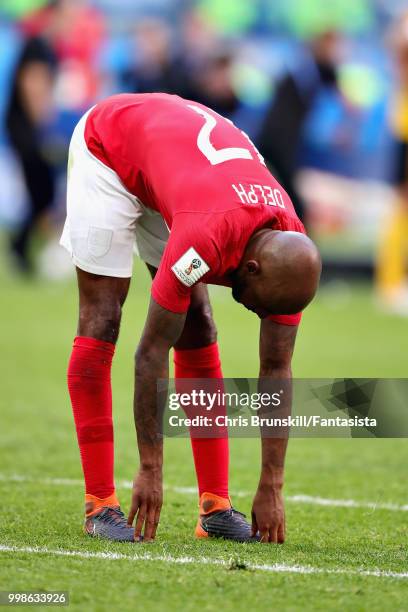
[251, 318, 298, 543]
[128, 221, 218, 540]
[128, 298, 186, 541]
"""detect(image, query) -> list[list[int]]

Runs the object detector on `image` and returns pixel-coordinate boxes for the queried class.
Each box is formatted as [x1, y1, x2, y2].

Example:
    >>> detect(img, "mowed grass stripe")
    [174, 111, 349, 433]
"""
[1, 545, 407, 580]
[0, 473, 407, 512]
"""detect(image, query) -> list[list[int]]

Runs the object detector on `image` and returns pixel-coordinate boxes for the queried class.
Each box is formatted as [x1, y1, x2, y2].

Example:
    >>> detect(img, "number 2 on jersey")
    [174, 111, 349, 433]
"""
[188, 104, 265, 166]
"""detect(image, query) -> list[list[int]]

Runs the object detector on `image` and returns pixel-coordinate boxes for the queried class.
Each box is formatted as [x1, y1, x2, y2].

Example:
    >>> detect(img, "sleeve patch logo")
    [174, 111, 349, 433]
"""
[171, 247, 210, 287]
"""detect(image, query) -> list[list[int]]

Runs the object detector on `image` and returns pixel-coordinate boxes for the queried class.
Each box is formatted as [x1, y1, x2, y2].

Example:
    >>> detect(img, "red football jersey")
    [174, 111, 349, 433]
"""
[84, 93, 305, 323]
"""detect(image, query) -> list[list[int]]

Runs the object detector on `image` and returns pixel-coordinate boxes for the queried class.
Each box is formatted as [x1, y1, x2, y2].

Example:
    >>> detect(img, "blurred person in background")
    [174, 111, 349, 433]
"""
[175, 10, 239, 118]
[376, 12, 408, 315]
[122, 18, 182, 95]
[5, 0, 104, 274]
[122, 12, 239, 122]
[172, 8, 219, 100]
[6, 1, 58, 274]
[121, 10, 234, 113]
[20, 0, 105, 110]
[257, 29, 342, 223]
[184, 50, 240, 118]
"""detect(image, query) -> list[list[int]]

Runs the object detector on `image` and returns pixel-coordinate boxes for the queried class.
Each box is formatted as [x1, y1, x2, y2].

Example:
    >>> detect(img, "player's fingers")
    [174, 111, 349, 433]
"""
[143, 504, 157, 541]
[260, 528, 269, 543]
[269, 525, 278, 543]
[127, 495, 140, 526]
[134, 503, 147, 538]
[277, 521, 285, 544]
[151, 505, 162, 540]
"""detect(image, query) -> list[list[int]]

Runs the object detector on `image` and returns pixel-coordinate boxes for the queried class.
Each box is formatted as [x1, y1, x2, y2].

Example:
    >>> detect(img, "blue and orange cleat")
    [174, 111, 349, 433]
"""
[195, 492, 259, 542]
[84, 493, 136, 542]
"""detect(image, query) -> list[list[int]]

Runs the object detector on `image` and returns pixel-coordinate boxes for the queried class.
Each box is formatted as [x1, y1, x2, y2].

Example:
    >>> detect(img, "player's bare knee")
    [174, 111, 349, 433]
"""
[195, 306, 217, 345]
[78, 299, 123, 344]
[177, 303, 217, 349]
[189, 286, 216, 339]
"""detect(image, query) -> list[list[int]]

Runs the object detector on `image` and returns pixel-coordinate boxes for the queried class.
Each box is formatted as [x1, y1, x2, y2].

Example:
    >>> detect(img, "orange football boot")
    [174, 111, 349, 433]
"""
[84, 493, 137, 542]
[195, 492, 258, 542]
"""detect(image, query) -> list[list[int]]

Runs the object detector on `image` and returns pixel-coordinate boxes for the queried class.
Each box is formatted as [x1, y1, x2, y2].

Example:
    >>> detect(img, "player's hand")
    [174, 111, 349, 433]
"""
[127, 466, 163, 542]
[251, 483, 285, 543]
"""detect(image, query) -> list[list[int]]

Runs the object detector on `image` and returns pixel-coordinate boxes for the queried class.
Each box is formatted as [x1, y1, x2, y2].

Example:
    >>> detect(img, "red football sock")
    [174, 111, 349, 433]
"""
[174, 343, 229, 499]
[67, 336, 116, 499]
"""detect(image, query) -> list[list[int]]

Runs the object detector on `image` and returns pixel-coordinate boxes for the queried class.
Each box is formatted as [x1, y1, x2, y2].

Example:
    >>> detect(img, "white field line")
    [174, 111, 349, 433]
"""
[1, 473, 407, 513]
[0, 544, 406, 580]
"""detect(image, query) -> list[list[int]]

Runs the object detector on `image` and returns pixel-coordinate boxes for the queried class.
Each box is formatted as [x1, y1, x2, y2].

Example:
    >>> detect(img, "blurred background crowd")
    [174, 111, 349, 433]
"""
[0, 0, 408, 315]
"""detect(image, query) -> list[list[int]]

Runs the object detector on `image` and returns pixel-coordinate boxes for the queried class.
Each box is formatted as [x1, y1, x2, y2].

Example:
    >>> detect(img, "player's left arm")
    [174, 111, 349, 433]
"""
[251, 318, 298, 543]
[128, 297, 186, 541]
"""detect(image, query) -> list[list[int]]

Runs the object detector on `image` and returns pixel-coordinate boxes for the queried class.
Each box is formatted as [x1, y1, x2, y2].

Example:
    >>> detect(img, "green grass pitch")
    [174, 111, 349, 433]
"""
[0, 255, 407, 611]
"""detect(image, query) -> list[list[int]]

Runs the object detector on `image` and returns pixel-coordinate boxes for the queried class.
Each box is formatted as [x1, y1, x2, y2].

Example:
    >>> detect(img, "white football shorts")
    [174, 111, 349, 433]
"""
[60, 109, 169, 277]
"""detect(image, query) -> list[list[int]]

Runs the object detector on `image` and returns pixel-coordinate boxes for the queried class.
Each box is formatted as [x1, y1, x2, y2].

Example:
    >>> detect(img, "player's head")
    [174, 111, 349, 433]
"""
[231, 230, 321, 318]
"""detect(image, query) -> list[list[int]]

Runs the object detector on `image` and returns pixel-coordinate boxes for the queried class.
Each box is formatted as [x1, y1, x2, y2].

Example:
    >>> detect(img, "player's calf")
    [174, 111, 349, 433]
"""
[69, 268, 132, 541]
